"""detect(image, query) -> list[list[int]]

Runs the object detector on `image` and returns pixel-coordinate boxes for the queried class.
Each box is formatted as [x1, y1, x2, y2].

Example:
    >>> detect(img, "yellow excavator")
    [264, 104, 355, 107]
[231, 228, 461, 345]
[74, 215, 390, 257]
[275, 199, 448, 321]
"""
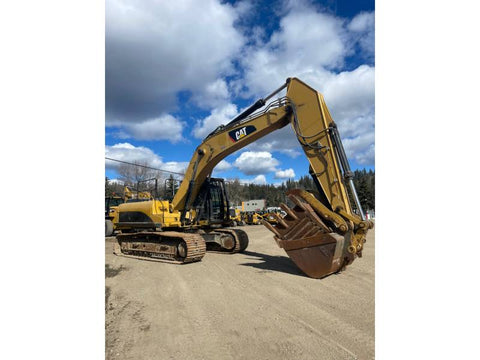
[114, 77, 373, 278]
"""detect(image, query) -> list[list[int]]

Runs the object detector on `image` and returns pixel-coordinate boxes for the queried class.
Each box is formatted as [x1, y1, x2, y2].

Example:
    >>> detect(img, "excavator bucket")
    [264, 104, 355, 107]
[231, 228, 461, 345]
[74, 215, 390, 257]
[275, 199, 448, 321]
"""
[262, 190, 356, 279]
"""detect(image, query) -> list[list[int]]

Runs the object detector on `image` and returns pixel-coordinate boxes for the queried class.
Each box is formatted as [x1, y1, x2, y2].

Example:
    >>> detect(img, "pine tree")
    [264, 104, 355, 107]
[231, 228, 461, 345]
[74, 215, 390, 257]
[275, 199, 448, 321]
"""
[165, 174, 179, 199]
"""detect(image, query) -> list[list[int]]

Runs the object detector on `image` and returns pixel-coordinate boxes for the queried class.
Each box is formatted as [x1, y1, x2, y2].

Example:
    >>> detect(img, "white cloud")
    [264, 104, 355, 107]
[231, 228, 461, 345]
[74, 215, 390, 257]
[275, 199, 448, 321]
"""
[215, 160, 233, 172]
[106, 1, 375, 167]
[106, 0, 244, 124]
[274, 168, 295, 179]
[212, 160, 233, 177]
[322, 65, 375, 126]
[233, 151, 279, 175]
[105, 143, 163, 168]
[161, 161, 189, 175]
[343, 132, 375, 165]
[239, 174, 267, 185]
[252, 175, 267, 185]
[245, 126, 302, 158]
[191, 79, 231, 109]
[348, 11, 375, 59]
[192, 103, 238, 139]
[349, 11, 374, 32]
[105, 142, 188, 174]
[108, 114, 185, 142]
[235, 64, 375, 162]
[235, 4, 350, 98]
[225, 3, 375, 166]
[107, 178, 124, 185]
[271, 8, 349, 68]
[355, 144, 375, 165]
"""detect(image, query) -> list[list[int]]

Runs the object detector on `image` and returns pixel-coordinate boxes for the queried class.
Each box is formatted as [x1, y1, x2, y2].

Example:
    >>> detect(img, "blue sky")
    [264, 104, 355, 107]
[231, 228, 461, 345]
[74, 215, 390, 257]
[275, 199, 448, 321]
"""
[105, 0, 375, 184]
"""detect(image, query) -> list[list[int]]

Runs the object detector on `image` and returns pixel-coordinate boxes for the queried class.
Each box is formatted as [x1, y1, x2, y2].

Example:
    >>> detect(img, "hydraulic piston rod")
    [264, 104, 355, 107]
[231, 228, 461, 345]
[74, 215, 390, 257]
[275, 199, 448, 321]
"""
[226, 79, 290, 126]
[329, 123, 366, 221]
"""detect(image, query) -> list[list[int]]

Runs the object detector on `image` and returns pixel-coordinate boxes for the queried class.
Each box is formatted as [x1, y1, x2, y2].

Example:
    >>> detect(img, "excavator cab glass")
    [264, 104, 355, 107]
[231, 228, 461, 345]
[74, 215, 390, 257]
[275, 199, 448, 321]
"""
[192, 178, 230, 225]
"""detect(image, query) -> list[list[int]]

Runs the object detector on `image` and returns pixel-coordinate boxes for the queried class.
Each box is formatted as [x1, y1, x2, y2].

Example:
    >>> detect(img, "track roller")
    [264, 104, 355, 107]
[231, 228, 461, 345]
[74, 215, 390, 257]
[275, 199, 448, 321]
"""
[205, 228, 249, 253]
[114, 231, 206, 264]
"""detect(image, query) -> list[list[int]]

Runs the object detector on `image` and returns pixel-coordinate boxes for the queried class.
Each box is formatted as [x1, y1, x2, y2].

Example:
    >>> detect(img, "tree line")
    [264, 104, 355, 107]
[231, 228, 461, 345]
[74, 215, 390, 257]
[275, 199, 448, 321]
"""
[106, 161, 375, 211]
[105, 161, 182, 200]
[224, 169, 375, 212]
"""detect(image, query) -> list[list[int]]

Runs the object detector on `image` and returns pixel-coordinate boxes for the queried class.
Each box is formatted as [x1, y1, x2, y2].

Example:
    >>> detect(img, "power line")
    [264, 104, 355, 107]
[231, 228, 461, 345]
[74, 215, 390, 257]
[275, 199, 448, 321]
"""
[105, 157, 185, 177]
[105, 157, 277, 186]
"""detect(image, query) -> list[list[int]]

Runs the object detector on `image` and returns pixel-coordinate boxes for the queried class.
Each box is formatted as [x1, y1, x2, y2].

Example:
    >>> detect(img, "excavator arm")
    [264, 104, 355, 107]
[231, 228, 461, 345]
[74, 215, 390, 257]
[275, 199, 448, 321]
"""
[172, 92, 291, 216]
[171, 77, 373, 278]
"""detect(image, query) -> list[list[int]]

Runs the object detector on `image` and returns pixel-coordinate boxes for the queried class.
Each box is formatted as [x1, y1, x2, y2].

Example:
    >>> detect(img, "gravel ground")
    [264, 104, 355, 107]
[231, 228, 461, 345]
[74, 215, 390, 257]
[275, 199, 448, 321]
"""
[105, 225, 375, 360]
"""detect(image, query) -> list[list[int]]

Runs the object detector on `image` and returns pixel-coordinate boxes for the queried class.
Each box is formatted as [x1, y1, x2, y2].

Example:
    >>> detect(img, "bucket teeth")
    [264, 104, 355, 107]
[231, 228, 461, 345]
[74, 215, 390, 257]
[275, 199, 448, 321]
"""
[280, 203, 298, 220]
[263, 190, 354, 278]
[287, 193, 331, 232]
[262, 220, 281, 237]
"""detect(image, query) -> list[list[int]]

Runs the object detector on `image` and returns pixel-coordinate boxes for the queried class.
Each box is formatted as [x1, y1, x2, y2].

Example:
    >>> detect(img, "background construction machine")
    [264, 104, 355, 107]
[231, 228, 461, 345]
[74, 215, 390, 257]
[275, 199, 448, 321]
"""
[105, 194, 123, 236]
[260, 207, 286, 225]
[229, 208, 245, 226]
[113, 77, 373, 278]
[124, 178, 158, 202]
[242, 211, 263, 225]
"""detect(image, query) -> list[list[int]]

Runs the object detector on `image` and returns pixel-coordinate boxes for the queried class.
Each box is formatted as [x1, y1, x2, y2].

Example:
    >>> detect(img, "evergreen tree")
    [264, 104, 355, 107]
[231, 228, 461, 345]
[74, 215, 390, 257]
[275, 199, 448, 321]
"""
[165, 174, 180, 200]
[107, 169, 375, 210]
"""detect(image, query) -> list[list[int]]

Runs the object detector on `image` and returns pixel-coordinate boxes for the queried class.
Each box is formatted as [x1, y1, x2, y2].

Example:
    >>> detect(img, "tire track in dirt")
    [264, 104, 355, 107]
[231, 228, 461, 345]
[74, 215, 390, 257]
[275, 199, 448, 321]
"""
[208, 257, 370, 359]
[208, 243, 375, 359]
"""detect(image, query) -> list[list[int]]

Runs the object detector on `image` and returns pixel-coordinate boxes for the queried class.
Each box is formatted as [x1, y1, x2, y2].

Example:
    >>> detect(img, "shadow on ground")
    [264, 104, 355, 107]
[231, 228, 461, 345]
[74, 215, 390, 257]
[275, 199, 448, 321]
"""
[239, 250, 307, 277]
[105, 264, 128, 278]
[105, 286, 111, 312]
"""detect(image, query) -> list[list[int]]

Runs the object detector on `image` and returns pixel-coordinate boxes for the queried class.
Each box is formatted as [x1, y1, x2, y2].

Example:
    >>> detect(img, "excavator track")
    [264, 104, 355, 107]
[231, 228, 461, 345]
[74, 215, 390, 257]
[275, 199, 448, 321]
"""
[206, 228, 249, 253]
[234, 229, 250, 252]
[114, 231, 206, 264]
[263, 191, 356, 279]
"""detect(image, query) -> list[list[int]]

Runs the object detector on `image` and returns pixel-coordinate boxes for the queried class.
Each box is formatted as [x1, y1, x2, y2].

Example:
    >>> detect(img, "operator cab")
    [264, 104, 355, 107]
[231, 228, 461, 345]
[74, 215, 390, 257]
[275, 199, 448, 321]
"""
[192, 177, 230, 226]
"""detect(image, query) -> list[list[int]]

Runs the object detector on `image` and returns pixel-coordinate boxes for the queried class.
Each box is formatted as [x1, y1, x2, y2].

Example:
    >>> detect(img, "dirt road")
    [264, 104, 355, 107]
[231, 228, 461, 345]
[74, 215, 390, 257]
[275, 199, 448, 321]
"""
[105, 226, 375, 360]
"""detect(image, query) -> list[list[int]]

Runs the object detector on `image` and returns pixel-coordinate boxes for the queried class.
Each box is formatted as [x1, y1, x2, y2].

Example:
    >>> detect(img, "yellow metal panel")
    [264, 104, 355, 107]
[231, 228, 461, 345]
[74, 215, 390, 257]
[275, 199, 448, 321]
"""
[286, 78, 352, 213]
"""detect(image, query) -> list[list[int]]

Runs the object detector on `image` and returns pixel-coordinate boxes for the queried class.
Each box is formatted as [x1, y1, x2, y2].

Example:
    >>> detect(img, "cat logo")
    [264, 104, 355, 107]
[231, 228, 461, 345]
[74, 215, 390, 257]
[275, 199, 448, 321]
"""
[228, 125, 256, 142]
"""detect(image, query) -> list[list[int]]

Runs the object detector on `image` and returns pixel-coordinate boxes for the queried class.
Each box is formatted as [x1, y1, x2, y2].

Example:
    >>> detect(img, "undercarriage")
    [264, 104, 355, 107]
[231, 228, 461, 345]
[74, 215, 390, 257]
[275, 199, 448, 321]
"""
[114, 228, 249, 264]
